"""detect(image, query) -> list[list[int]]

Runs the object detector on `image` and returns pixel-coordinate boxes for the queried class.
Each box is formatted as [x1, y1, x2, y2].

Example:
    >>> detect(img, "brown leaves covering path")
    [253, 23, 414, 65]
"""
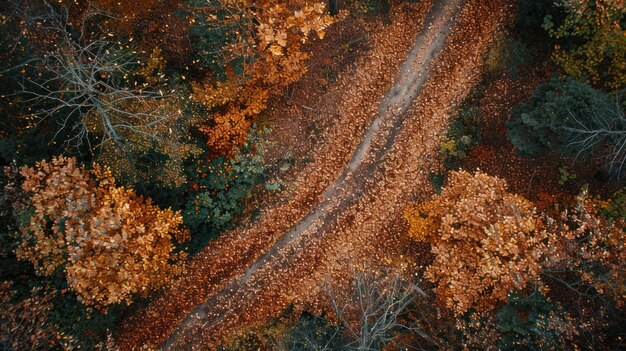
[115, 1, 511, 349]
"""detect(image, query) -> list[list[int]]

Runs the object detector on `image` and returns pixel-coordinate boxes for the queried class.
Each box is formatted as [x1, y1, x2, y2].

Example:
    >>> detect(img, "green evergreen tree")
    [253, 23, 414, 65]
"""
[506, 77, 615, 158]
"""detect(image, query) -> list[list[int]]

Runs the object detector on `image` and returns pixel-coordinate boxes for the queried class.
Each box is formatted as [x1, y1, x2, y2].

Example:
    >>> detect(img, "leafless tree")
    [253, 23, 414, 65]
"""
[15, 2, 181, 163]
[25, 40, 176, 153]
[324, 272, 440, 351]
[5, 1, 200, 185]
[561, 97, 626, 178]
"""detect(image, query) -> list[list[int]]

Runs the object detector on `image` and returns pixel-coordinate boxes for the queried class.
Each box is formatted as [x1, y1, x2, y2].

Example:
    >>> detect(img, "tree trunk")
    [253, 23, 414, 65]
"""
[329, 0, 340, 16]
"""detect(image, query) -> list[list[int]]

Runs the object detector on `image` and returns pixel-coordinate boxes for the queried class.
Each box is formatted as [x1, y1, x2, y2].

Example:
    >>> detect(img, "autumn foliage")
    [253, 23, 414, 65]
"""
[193, 1, 338, 156]
[405, 168, 626, 343]
[543, 191, 626, 306]
[0, 281, 63, 350]
[405, 170, 547, 315]
[15, 156, 189, 309]
[546, 0, 626, 90]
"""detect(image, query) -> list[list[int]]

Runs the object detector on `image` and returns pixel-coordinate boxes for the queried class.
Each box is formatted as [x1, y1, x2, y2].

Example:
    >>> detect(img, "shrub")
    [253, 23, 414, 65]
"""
[183, 151, 265, 254]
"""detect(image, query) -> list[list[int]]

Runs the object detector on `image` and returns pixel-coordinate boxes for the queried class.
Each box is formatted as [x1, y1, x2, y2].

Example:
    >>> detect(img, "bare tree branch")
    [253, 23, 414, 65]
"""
[18, 5, 180, 161]
[323, 272, 438, 351]
[561, 96, 626, 178]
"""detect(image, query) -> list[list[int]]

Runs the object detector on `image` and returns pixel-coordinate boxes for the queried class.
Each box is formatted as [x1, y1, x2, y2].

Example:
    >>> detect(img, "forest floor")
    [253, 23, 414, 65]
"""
[458, 62, 622, 214]
[115, 1, 511, 349]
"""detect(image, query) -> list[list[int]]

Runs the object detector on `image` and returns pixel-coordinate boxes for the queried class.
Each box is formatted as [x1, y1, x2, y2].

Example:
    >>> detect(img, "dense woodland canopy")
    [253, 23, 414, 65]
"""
[0, 0, 624, 350]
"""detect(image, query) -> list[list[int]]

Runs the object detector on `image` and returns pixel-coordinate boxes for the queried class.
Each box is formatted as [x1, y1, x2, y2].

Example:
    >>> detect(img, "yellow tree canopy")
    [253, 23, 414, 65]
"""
[17, 156, 189, 308]
[548, 0, 626, 90]
[406, 170, 546, 315]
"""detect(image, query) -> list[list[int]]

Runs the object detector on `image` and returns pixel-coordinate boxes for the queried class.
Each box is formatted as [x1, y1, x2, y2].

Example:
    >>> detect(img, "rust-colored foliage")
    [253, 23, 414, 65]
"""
[543, 191, 626, 306]
[405, 170, 546, 315]
[69, 0, 190, 64]
[81, 0, 183, 35]
[193, 1, 338, 155]
[198, 107, 252, 157]
[16, 156, 189, 309]
[0, 281, 65, 350]
[87, 0, 157, 30]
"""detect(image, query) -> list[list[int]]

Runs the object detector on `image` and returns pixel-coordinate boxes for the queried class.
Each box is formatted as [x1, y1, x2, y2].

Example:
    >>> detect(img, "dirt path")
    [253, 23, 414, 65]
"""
[115, 0, 511, 349]
[160, 1, 461, 349]
[115, 3, 432, 349]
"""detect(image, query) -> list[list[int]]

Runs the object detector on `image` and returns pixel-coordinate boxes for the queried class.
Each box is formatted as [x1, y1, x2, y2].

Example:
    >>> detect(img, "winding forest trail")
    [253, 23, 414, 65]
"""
[116, 1, 511, 349]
